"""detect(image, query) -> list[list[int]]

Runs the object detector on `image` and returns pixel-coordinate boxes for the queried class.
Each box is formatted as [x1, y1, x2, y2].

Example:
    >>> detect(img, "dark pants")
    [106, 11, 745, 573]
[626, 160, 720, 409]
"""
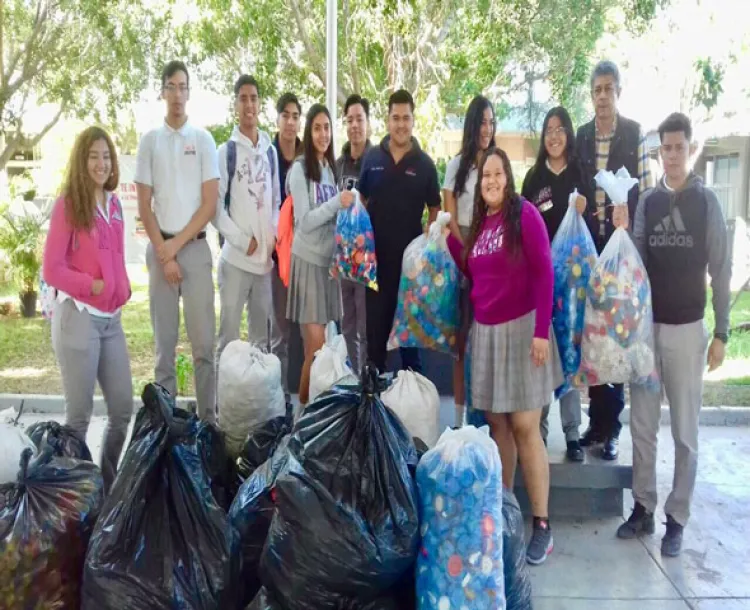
[366, 264, 422, 375]
[588, 383, 625, 438]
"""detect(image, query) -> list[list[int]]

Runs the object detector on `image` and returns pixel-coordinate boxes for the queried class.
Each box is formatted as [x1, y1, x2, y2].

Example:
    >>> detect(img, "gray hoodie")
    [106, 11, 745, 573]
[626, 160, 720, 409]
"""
[634, 173, 731, 335]
[288, 158, 342, 267]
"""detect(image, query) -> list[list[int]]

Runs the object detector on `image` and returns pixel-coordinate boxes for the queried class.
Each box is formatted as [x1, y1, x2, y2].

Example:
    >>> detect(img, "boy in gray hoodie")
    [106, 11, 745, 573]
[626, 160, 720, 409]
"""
[214, 75, 280, 377]
[615, 112, 731, 557]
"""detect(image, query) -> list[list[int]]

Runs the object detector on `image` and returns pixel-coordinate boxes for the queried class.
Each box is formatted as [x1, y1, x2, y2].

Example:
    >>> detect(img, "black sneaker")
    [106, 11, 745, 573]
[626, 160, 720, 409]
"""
[580, 426, 604, 447]
[661, 515, 684, 557]
[566, 440, 584, 462]
[617, 502, 655, 539]
[601, 436, 619, 461]
[526, 518, 553, 565]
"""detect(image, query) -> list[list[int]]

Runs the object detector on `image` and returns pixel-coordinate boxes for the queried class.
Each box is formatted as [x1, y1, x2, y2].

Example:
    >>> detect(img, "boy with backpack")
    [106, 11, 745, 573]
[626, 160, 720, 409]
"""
[214, 75, 281, 374]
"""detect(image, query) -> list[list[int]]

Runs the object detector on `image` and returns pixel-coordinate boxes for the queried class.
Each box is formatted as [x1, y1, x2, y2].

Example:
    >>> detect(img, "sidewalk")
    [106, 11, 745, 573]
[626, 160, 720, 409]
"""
[6, 406, 749, 609]
[531, 421, 750, 609]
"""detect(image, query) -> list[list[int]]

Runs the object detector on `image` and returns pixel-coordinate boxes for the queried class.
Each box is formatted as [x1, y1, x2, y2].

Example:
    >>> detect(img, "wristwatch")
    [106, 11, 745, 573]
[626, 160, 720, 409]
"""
[714, 332, 729, 344]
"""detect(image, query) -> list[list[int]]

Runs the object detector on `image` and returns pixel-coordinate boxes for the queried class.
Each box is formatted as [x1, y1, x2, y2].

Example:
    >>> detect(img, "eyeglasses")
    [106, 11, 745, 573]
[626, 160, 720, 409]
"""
[545, 126, 566, 138]
[164, 84, 189, 95]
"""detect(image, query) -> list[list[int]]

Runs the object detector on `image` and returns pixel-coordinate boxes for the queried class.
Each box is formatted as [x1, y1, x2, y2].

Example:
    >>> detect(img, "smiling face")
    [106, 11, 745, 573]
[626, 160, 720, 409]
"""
[162, 69, 189, 120]
[478, 106, 495, 151]
[311, 111, 331, 158]
[388, 103, 414, 148]
[481, 153, 507, 212]
[544, 115, 568, 162]
[87, 138, 112, 190]
[236, 83, 260, 132]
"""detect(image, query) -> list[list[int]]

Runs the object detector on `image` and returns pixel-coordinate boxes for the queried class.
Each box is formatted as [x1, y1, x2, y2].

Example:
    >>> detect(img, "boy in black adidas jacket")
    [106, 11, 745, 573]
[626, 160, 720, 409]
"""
[614, 113, 731, 557]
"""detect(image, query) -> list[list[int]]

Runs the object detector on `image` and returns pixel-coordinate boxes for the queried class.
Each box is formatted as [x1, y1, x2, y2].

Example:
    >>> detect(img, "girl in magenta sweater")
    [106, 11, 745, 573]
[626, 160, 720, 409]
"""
[43, 126, 133, 493]
[447, 147, 562, 566]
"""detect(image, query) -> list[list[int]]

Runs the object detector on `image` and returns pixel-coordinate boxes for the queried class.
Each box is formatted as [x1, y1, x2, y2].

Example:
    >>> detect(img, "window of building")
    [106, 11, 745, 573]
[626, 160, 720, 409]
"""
[705, 154, 740, 219]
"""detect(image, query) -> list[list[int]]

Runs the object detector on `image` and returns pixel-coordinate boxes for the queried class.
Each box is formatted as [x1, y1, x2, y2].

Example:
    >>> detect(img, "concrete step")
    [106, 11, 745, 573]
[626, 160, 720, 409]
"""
[513, 408, 633, 519]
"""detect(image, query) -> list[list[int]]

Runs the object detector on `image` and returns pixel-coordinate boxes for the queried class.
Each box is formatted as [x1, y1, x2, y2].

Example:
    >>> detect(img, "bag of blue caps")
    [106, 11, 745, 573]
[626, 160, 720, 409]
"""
[550, 189, 598, 396]
[416, 425, 505, 610]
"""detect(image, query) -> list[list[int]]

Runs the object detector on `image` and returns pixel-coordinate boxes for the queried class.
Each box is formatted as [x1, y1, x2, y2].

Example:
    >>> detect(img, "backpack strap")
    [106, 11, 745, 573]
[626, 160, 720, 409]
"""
[267, 145, 277, 180]
[224, 140, 237, 215]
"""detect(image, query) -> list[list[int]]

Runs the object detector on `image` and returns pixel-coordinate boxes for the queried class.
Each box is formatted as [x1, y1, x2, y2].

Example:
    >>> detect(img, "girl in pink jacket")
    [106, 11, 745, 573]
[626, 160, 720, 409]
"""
[43, 126, 133, 493]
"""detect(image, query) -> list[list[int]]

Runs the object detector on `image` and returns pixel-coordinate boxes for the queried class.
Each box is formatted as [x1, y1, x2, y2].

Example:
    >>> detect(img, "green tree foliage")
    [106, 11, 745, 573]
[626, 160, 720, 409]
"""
[185, 0, 666, 131]
[0, 0, 175, 170]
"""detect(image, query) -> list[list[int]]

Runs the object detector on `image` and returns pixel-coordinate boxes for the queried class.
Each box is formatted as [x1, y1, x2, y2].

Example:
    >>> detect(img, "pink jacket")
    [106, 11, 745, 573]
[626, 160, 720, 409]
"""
[43, 194, 131, 313]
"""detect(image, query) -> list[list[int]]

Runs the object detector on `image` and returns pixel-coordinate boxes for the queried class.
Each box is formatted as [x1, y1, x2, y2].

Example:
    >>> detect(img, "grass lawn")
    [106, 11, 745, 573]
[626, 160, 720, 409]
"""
[0, 274, 251, 398]
[0, 279, 749, 405]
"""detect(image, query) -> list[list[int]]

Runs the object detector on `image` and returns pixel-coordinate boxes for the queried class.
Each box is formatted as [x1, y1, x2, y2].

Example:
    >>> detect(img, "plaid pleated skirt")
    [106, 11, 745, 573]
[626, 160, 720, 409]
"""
[470, 310, 563, 413]
[286, 254, 342, 325]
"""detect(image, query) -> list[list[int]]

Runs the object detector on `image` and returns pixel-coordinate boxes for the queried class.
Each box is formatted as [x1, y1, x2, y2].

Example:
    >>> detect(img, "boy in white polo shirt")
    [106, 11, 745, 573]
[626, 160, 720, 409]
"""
[135, 60, 220, 422]
[214, 75, 280, 381]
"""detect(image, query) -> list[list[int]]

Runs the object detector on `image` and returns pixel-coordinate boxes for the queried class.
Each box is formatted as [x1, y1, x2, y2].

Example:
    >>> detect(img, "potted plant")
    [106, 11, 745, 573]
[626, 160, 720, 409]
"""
[0, 201, 48, 318]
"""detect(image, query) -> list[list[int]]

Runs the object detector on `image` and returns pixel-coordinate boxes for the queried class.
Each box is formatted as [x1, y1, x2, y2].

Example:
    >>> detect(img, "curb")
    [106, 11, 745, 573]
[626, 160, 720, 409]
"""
[0, 394, 196, 417]
[617, 405, 750, 427]
[1, 393, 749, 427]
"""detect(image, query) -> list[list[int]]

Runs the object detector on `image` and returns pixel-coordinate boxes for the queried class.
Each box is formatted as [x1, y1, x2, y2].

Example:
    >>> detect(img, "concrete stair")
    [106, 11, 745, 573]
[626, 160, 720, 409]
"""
[513, 407, 633, 518]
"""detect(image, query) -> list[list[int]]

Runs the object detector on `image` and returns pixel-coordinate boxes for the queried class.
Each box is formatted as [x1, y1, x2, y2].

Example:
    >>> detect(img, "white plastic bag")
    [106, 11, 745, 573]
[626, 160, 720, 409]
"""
[309, 322, 358, 402]
[218, 340, 286, 457]
[0, 422, 37, 484]
[576, 228, 658, 387]
[381, 369, 440, 447]
[416, 426, 505, 609]
[594, 167, 638, 205]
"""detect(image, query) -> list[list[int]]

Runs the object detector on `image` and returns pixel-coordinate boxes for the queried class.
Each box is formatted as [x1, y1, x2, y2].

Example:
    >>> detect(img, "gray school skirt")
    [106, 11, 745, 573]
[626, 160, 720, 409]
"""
[286, 254, 342, 325]
[471, 310, 563, 413]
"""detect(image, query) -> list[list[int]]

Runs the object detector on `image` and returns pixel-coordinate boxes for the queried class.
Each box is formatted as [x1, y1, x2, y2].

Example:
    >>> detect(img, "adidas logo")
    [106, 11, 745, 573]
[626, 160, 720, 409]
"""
[649, 207, 694, 248]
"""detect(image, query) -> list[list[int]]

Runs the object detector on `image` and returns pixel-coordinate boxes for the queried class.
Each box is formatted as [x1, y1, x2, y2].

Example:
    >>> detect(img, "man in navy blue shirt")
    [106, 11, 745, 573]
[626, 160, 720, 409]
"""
[359, 89, 441, 374]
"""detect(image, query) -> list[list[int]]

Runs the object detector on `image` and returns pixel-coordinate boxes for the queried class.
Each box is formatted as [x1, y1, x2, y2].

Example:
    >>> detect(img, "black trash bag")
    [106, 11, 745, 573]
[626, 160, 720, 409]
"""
[413, 436, 429, 460]
[26, 420, 93, 461]
[82, 383, 240, 610]
[260, 366, 420, 610]
[503, 489, 533, 610]
[0, 446, 104, 609]
[229, 434, 292, 608]
[248, 586, 283, 610]
[236, 401, 294, 483]
[196, 419, 236, 511]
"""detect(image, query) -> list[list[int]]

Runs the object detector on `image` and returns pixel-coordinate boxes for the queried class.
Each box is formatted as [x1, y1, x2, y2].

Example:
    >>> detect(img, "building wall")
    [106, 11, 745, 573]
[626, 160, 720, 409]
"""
[695, 136, 750, 290]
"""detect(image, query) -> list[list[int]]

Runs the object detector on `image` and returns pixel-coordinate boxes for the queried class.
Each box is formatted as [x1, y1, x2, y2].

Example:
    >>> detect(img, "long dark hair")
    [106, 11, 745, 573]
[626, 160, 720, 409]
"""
[533, 106, 576, 171]
[302, 103, 338, 185]
[454, 95, 495, 197]
[464, 147, 523, 263]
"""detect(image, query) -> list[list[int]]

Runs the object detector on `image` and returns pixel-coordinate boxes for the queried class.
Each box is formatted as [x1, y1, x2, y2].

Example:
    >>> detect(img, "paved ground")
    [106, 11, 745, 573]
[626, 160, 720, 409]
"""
[6, 400, 749, 609]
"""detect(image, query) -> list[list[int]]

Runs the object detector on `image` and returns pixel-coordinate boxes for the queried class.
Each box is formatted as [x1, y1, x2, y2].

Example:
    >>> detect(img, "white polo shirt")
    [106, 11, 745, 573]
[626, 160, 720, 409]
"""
[134, 120, 220, 234]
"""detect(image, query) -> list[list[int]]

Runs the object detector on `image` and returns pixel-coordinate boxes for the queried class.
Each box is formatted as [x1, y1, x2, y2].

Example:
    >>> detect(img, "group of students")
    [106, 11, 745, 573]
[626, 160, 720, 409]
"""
[42, 58, 731, 568]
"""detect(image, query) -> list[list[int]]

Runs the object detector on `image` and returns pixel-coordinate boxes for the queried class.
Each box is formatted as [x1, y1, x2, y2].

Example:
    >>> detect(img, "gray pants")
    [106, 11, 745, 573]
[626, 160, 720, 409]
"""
[341, 279, 367, 375]
[52, 299, 133, 493]
[269, 263, 290, 398]
[217, 257, 272, 377]
[147, 239, 216, 422]
[541, 390, 582, 443]
[631, 320, 708, 526]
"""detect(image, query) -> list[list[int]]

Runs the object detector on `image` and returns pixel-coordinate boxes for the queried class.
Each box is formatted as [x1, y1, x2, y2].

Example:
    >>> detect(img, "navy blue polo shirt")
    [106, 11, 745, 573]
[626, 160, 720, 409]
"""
[359, 136, 441, 274]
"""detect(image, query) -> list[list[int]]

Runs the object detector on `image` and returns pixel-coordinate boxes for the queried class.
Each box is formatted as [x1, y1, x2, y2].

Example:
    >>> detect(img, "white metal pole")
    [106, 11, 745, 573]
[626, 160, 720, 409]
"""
[326, 0, 337, 123]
